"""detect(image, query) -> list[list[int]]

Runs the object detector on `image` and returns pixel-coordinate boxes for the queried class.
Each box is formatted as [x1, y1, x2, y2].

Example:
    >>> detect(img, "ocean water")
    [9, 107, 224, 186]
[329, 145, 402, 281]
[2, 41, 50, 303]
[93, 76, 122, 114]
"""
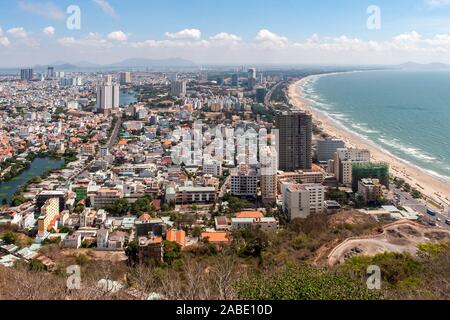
[301, 70, 450, 183]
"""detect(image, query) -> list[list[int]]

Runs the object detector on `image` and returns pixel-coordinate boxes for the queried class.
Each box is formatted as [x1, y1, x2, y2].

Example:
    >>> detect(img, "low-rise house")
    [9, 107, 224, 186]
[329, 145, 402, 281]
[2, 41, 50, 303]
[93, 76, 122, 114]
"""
[201, 232, 230, 244]
[166, 229, 186, 247]
[97, 228, 109, 249]
[214, 216, 230, 231]
[108, 231, 128, 250]
[63, 234, 82, 249]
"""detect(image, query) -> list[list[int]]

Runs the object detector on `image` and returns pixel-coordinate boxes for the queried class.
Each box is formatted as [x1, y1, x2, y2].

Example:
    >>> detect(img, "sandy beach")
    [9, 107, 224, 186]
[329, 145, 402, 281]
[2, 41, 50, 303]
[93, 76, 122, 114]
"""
[288, 76, 450, 207]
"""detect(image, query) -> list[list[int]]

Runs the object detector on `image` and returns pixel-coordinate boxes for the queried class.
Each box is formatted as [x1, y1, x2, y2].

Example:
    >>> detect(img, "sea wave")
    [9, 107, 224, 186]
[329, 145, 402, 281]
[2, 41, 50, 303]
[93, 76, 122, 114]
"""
[296, 72, 450, 185]
[351, 123, 380, 134]
[378, 138, 437, 162]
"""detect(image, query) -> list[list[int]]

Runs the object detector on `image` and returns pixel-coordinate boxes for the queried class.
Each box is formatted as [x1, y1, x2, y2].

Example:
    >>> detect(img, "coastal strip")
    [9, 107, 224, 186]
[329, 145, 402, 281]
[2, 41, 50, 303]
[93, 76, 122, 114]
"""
[288, 76, 450, 206]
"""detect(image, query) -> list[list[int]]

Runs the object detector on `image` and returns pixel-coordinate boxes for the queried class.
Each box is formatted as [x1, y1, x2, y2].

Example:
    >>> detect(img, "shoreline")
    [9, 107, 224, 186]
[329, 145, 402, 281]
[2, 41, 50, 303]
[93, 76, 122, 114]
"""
[288, 74, 450, 207]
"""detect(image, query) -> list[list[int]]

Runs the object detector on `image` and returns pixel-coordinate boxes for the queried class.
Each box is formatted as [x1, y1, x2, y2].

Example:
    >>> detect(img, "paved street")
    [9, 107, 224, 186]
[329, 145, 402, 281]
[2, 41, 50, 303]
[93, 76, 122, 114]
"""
[392, 184, 450, 228]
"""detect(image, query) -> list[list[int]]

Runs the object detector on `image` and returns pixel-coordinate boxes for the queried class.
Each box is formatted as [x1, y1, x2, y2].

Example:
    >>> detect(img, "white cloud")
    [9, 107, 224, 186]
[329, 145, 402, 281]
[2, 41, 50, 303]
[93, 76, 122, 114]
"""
[92, 0, 118, 18]
[107, 31, 128, 42]
[165, 29, 202, 40]
[131, 39, 210, 49]
[255, 29, 289, 46]
[393, 31, 421, 42]
[58, 33, 113, 49]
[18, 1, 65, 21]
[7, 27, 28, 39]
[43, 26, 55, 36]
[210, 32, 242, 42]
[0, 28, 10, 47]
[425, 0, 450, 8]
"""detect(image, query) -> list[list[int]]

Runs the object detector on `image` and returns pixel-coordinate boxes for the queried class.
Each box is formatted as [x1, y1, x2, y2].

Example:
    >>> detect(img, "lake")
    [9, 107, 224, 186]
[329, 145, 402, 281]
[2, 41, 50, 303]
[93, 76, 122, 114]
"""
[0, 157, 64, 204]
[120, 90, 138, 106]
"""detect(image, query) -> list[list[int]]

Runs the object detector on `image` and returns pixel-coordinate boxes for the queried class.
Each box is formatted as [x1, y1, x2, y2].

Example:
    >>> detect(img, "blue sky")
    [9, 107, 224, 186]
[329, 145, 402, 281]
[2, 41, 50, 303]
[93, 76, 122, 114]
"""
[2, 0, 450, 66]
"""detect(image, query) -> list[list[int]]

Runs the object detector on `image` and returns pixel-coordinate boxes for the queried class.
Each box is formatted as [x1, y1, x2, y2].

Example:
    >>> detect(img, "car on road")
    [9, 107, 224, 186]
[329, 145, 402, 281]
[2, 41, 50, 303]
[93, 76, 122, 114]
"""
[427, 209, 437, 217]
[436, 218, 441, 222]
[446, 219, 450, 226]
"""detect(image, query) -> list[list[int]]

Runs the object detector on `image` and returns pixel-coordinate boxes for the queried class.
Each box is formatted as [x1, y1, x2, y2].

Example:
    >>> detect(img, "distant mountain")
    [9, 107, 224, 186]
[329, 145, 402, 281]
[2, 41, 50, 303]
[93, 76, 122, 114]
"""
[108, 58, 196, 68]
[34, 58, 196, 70]
[75, 61, 101, 68]
[397, 62, 450, 70]
[34, 62, 78, 70]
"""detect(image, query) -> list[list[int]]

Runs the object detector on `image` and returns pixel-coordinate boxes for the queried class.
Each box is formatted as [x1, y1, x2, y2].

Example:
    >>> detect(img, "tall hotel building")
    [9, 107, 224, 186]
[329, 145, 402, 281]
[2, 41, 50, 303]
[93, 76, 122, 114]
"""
[170, 80, 187, 97]
[120, 72, 132, 85]
[96, 75, 120, 114]
[276, 111, 313, 171]
[20, 68, 34, 81]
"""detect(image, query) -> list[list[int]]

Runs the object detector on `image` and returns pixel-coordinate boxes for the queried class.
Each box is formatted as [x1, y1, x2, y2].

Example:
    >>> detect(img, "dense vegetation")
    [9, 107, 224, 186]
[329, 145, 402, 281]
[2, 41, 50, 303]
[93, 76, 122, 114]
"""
[1, 213, 449, 300]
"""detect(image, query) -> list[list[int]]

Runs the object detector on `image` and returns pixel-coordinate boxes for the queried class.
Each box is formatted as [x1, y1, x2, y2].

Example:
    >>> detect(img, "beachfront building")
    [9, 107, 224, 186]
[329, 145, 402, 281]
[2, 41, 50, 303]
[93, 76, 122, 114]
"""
[334, 148, 371, 186]
[317, 138, 346, 163]
[352, 162, 390, 192]
[276, 111, 312, 171]
[357, 178, 387, 205]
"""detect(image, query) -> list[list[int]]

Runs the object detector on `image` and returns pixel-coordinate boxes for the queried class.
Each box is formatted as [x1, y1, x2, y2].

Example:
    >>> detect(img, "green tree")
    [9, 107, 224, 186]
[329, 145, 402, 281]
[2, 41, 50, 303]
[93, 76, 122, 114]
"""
[11, 194, 27, 207]
[131, 196, 154, 217]
[125, 240, 139, 267]
[2, 231, 16, 245]
[163, 240, 182, 266]
[75, 253, 89, 266]
[232, 228, 268, 258]
[235, 264, 379, 300]
[192, 226, 202, 238]
[107, 198, 131, 216]
[29, 259, 46, 272]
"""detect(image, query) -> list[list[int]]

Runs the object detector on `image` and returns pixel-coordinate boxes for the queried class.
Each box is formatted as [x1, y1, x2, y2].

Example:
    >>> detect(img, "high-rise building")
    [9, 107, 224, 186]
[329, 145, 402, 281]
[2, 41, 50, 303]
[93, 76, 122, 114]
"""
[231, 164, 258, 198]
[231, 73, 239, 86]
[248, 68, 257, 80]
[276, 111, 312, 171]
[316, 138, 346, 163]
[248, 68, 257, 90]
[96, 76, 120, 113]
[120, 72, 131, 85]
[260, 146, 278, 205]
[255, 87, 267, 104]
[170, 80, 187, 97]
[47, 66, 55, 79]
[333, 148, 371, 186]
[20, 68, 34, 81]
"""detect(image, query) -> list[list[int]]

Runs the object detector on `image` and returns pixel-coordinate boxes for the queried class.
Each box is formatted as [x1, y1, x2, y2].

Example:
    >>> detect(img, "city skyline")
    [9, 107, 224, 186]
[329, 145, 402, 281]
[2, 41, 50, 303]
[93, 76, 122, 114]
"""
[3, 0, 450, 67]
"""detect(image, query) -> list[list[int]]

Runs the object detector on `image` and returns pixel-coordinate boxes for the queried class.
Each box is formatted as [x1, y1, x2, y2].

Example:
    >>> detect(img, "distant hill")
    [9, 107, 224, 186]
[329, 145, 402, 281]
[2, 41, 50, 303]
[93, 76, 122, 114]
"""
[33, 57, 196, 70]
[34, 63, 78, 70]
[108, 58, 196, 68]
[397, 62, 450, 70]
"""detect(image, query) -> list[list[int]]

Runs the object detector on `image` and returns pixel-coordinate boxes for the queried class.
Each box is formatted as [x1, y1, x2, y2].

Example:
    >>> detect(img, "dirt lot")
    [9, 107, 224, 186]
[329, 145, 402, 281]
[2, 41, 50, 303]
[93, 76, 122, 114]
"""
[328, 220, 450, 266]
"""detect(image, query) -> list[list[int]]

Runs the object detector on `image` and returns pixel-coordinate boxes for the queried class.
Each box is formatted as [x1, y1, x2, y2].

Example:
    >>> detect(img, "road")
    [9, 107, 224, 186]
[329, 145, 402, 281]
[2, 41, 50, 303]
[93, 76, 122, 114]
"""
[392, 184, 450, 228]
[107, 115, 122, 151]
[69, 115, 122, 183]
[264, 81, 285, 107]
[219, 176, 231, 199]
